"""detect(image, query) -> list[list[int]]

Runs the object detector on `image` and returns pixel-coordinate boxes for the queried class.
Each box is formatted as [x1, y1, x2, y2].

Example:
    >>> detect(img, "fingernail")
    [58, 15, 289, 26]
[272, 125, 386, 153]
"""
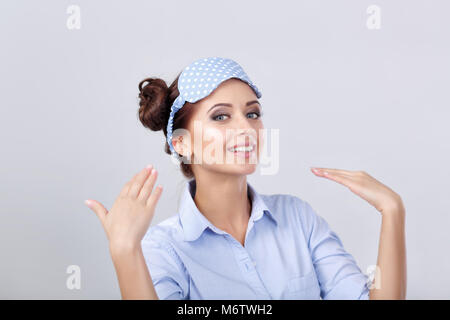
[84, 200, 92, 207]
[146, 164, 153, 169]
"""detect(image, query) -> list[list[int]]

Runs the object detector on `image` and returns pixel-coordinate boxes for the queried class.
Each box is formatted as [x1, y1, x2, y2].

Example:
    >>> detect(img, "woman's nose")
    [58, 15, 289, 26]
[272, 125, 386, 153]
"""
[231, 115, 258, 142]
[234, 113, 254, 130]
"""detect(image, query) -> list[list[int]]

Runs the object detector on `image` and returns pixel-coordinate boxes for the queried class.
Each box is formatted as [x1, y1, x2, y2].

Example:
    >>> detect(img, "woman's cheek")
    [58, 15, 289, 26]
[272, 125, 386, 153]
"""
[202, 127, 226, 163]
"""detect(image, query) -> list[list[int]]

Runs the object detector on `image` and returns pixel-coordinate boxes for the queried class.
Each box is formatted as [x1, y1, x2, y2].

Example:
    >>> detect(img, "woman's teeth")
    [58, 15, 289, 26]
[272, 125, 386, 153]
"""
[229, 145, 255, 152]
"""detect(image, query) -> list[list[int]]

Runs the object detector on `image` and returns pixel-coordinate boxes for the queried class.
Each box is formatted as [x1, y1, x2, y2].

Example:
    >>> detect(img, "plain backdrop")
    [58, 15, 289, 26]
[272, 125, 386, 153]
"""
[1, 0, 449, 299]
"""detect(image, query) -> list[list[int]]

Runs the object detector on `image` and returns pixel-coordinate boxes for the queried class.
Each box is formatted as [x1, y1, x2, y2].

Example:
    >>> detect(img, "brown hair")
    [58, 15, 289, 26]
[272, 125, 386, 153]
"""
[137, 72, 195, 179]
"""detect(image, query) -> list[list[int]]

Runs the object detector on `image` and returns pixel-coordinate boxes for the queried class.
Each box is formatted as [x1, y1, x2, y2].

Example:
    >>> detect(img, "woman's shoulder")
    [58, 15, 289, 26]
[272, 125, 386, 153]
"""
[258, 191, 318, 225]
[258, 189, 309, 211]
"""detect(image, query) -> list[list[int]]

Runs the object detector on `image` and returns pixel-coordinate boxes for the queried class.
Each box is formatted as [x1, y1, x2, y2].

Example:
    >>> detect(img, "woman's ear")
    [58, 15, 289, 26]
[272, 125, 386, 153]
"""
[172, 136, 182, 156]
[172, 135, 188, 158]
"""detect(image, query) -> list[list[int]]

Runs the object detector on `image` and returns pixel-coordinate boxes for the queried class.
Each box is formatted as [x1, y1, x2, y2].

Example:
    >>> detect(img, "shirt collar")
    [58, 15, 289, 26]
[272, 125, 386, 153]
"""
[179, 179, 278, 242]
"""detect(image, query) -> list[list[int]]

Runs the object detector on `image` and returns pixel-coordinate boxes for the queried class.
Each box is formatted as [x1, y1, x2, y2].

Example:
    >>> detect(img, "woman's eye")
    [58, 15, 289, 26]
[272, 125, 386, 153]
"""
[212, 114, 229, 121]
[247, 111, 261, 119]
[212, 111, 262, 121]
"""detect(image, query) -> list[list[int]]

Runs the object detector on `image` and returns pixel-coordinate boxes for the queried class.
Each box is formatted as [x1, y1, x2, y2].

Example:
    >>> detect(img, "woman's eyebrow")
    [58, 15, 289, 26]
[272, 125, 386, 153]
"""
[207, 100, 260, 113]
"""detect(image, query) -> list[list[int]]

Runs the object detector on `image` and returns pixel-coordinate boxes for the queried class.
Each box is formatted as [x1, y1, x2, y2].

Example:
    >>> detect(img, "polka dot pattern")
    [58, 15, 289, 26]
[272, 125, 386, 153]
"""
[166, 57, 262, 158]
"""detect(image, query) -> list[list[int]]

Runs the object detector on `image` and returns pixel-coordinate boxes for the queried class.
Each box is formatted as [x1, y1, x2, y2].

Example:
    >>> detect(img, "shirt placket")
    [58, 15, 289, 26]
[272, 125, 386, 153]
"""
[224, 223, 272, 299]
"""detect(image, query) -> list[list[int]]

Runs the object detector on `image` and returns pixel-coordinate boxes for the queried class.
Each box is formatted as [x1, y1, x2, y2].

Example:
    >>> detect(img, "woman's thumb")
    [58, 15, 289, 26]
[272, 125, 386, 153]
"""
[85, 199, 108, 222]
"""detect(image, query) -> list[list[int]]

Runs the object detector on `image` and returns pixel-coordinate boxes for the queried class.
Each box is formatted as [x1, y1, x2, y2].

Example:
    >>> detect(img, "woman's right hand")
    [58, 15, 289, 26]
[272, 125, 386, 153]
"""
[85, 164, 163, 253]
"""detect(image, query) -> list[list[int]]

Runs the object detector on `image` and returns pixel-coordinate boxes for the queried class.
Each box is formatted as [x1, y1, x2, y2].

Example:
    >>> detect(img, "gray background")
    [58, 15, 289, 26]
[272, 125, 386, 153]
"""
[1, 0, 449, 299]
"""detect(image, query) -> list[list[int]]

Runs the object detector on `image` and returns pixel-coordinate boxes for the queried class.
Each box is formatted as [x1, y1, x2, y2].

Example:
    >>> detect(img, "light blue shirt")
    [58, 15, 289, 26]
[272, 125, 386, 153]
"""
[141, 179, 370, 300]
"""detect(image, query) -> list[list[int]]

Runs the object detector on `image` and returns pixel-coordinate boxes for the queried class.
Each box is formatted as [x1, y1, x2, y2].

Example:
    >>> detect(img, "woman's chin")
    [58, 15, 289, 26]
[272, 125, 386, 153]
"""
[223, 163, 258, 175]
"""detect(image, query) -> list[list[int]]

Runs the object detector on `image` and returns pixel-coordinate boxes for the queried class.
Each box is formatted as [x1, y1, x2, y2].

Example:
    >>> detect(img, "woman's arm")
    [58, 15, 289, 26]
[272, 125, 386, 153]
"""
[369, 201, 407, 299]
[110, 243, 159, 300]
[85, 164, 163, 300]
[311, 168, 407, 299]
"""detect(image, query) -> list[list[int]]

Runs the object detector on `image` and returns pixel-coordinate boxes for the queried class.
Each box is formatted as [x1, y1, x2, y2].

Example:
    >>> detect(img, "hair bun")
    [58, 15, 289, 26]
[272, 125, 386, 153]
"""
[138, 77, 170, 131]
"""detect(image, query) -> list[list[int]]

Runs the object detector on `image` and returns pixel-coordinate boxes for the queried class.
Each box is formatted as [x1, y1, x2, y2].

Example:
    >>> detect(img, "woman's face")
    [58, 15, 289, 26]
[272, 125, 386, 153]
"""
[176, 78, 264, 176]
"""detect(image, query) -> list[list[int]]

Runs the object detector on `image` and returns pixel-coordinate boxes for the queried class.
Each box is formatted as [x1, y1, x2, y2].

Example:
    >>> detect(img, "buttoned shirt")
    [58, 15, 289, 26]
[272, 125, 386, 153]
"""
[141, 179, 370, 299]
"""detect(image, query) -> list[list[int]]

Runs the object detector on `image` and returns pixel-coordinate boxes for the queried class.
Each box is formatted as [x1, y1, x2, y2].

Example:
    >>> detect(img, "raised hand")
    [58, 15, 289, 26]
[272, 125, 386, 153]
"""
[311, 167, 404, 216]
[311, 167, 407, 299]
[85, 164, 163, 251]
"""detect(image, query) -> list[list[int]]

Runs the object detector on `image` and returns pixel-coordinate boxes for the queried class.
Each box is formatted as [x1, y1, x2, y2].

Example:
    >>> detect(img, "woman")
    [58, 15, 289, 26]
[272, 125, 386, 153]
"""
[85, 57, 406, 300]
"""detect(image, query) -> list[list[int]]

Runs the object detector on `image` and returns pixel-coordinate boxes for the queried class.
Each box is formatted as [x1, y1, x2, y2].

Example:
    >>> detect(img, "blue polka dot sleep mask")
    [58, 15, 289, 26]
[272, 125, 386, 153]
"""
[166, 57, 262, 159]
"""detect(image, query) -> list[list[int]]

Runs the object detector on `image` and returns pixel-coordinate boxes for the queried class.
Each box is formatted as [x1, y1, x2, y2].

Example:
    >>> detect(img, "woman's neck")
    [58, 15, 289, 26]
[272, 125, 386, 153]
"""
[193, 175, 252, 242]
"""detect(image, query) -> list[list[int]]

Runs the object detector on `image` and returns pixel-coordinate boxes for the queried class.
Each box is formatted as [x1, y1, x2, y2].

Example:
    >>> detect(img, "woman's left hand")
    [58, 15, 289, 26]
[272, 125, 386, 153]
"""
[311, 167, 405, 216]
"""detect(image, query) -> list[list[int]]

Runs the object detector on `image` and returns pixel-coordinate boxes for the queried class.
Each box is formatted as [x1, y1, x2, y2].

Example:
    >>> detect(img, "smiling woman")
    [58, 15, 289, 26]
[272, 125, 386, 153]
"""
[138, 58, 265, 176]
[85, 56, 407, 300]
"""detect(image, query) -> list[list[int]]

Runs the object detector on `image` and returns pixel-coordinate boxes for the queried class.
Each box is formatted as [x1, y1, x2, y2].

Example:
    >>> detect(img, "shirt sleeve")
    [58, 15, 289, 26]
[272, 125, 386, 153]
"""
[140, 229, 189, 300]
[301, 199, 371, 300]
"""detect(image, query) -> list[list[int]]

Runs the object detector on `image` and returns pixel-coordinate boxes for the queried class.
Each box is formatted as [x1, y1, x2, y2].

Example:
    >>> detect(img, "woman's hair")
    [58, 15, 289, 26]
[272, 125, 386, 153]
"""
[137, 72, 195, 179]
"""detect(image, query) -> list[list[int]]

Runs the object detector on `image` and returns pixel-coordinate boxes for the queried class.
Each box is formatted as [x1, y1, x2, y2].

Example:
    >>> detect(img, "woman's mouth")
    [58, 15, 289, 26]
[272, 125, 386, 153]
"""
[227, 144, 256, 158]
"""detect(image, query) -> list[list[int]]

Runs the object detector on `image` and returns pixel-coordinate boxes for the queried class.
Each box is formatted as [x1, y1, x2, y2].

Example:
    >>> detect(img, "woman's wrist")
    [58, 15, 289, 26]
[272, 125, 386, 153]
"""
[109, 240, 142, 260]
[380, 195, 405, 219]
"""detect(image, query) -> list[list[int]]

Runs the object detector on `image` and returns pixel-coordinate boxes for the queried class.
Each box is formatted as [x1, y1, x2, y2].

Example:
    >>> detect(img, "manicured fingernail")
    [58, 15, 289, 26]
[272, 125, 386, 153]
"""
[84, 200, 92, 207]
[146, 164, 153, 169]
[151, 168, 156, 175]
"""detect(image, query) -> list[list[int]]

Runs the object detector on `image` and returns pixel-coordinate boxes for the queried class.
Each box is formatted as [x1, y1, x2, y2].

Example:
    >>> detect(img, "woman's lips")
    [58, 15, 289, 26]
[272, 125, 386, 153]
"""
[227, 144, 256, 158]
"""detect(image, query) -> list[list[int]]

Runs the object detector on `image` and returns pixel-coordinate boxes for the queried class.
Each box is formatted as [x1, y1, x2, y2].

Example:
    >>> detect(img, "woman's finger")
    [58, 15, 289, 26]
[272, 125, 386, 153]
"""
[326, 173, 366, 197]
[120, 165, 153, 197]
[128, 165, 153, 198]
[85, 199, 108, 224]
[120, 172, 139, 197]
[146, 184, 163, 208]
[138, 168, 157, 202]
[311, 168, 353, 180]
[312, 167, 357, 176]
[119, 180, 132, 197]
[321, 172, 353, 187]
[313, 169, 360, 191]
